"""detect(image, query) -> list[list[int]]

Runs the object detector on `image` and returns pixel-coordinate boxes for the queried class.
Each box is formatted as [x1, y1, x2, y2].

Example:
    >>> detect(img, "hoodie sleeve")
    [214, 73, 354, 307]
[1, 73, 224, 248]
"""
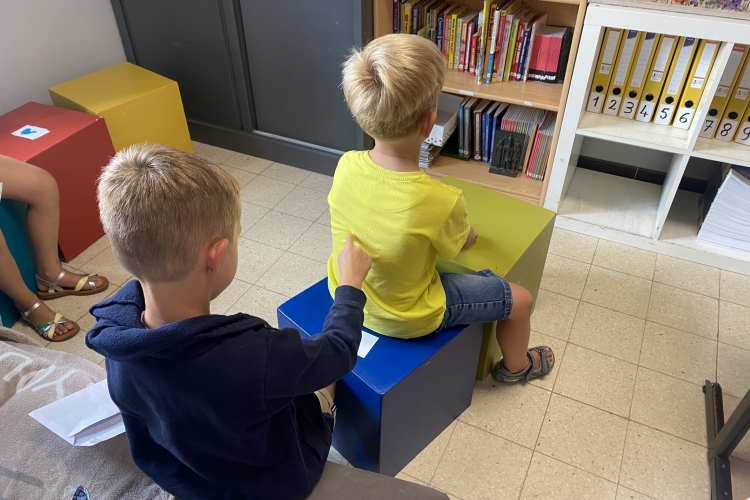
[263, 286, 365, 408]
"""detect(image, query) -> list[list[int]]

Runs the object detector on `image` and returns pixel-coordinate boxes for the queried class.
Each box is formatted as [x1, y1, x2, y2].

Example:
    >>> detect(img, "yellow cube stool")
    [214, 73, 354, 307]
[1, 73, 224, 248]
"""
[49, 62, 192, 153]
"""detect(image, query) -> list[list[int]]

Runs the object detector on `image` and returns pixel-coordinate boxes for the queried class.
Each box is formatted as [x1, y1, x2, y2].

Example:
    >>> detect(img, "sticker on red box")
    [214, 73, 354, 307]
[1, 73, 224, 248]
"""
[12, 125, 50, 140]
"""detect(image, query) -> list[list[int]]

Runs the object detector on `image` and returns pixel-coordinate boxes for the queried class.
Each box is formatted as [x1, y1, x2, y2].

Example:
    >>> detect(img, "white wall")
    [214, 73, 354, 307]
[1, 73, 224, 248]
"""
[0, 0, 126, 115]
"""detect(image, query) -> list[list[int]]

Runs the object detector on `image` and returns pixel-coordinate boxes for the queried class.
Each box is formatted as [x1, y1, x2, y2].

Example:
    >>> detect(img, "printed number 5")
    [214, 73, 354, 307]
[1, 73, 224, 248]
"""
[659, 108, 669, 120]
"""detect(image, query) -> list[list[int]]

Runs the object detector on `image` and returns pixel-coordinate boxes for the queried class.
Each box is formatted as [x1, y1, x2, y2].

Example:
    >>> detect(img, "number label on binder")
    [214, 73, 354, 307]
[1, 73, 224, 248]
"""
[699, 118, 717, 139]
[619, 98, 638, 119]
[715, 119, 738, 142]
[653, 105, 674, 125]
[602, 96, 622, 116]
[736, 88, 750, 100]
[672, 108, 694, 130]
[599, 63, 612, 75]
[650, 70, 663, 82]
[735, 124, 750, 145]
[586, 92, 605, 113]
[635, 102, 656, 123]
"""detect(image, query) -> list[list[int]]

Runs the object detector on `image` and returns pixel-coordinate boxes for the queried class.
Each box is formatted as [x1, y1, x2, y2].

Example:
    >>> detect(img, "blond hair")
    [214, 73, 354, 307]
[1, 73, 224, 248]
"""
[97, 143, 241, 283]
[342, 34, 446, 140]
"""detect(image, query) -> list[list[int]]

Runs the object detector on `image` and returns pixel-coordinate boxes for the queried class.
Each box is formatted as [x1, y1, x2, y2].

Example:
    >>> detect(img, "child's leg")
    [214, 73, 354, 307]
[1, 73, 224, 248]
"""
[495, 283, 552, 373]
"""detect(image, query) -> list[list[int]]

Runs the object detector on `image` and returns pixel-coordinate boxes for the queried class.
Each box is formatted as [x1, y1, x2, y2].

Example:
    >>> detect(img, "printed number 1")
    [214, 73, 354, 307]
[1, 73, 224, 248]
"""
[592, 96, 599, 107]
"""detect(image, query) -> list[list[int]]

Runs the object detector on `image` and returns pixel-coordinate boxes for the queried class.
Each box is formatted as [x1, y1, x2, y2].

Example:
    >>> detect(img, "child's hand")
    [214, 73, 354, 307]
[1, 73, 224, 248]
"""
[338, 234, 372, 289]
[462, 227, 478, 250]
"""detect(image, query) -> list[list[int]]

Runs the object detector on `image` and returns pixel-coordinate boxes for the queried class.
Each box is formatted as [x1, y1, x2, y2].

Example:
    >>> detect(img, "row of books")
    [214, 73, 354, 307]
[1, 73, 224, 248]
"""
[650, 0, 750, 11]
[698, 164, 750, 254]
[392, 0, 572, 85]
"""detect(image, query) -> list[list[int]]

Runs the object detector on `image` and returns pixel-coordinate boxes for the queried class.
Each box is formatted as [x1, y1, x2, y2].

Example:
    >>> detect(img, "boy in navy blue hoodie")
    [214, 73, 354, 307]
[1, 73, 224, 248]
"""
[86, 144, 371, 500]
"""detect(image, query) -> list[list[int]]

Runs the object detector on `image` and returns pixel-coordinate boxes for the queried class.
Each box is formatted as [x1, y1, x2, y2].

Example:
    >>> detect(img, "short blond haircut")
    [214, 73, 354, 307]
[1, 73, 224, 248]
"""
[342, 34, 446, 140]
[97, 143, 241, 283]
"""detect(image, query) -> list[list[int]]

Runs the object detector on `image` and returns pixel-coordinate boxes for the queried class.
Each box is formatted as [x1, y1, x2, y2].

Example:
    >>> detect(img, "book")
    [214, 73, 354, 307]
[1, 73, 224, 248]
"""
[673, 39, 720, 129]
[700, 44, 748, 138]
[484, 1, 505, 83]
[447, 6, 468, 68]
[473, 99, 492, 160]
[495, 0, 523, 82]
[503, 6, 528, 81]
[525, 112, 556, 180]
[458, 96, 470, 157]
[510, 11, 538, 81]
[475, 1, 494, 84]
[482, 101, 502, 161]
[427, 93, 465, 146]
[469, 31, 479, 74]
[520, 14, 547, 81]
[461, 97, 479, 157]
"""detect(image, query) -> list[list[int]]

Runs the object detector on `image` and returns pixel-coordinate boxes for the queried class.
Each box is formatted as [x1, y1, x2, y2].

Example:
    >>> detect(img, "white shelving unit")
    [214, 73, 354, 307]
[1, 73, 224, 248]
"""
[544, 1, 750, 275]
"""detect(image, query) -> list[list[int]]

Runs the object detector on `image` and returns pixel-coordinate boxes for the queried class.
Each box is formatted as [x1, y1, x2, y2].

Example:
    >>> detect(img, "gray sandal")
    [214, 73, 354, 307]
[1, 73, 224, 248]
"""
[491, 346, 555, 382]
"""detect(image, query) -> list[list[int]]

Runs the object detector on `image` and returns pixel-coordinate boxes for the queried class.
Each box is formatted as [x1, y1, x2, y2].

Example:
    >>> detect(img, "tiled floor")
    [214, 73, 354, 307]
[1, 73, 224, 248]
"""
[15, 142, 750, 500]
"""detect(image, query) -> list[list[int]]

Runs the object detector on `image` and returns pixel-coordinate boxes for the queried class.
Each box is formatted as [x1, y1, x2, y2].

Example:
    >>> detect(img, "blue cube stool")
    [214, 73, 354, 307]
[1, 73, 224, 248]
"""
[277, 278, 483, 476]
[0, 198, 37, 327]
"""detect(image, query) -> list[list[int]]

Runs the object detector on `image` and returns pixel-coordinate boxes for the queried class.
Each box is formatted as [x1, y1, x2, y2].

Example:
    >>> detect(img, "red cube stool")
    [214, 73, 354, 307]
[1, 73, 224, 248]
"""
[0, 102, 115, 262]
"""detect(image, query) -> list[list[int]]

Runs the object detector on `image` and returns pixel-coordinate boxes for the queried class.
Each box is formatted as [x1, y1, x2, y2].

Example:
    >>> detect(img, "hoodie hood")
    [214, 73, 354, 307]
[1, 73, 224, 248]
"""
[86, 280, 266, 362]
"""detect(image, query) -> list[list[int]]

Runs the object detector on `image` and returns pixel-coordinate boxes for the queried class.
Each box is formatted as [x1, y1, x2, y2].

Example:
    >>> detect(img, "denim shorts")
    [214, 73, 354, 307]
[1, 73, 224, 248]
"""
[436, 269, 514, 331]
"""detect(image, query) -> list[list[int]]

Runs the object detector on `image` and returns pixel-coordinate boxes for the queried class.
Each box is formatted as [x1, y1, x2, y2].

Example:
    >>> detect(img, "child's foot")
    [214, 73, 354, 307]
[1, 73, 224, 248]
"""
[491, 346, 555, 382]
[36, 269, 109, 299]
[16, 296, 78, 339]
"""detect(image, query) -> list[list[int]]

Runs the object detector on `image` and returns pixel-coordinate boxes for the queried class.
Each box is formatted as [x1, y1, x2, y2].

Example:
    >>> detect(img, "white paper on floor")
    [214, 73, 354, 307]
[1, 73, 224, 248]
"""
[357, 331, 378, 358]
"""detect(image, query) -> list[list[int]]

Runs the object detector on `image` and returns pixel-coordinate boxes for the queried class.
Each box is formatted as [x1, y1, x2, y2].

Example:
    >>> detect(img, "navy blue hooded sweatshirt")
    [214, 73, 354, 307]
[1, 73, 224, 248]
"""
[86, 280, 365, 500]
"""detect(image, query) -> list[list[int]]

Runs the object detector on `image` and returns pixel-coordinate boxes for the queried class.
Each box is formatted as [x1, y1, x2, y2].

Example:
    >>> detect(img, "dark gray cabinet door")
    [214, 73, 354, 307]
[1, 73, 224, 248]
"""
[117, 0, 242, 129]
[240, 1, 363, 152]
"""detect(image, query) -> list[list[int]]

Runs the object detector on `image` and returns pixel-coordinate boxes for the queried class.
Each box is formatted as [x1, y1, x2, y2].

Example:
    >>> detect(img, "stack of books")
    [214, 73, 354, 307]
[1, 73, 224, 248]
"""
[393, 0, 572, 85]
[697, 164, 750, 253]
[525, 112, 556, 180]
[420, 142, 443, 168]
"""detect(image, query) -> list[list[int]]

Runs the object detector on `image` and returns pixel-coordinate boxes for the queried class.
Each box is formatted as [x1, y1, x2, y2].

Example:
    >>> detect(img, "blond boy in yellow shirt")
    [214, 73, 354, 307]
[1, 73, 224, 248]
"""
[327, 34, 554, 382]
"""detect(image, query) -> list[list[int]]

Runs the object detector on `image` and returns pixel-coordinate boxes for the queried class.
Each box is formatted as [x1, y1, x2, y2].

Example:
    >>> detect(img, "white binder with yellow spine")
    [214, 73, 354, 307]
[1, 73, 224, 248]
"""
[619, 32, 659, 120]
[603, 29, 641, 116]
[673, 40, 719, 130]
[636, 34, 678, 123]
[586, 28, 624, 114]
[715, 53, 750, 142]
[699, 44, 748, 139]
[653, 37, 700, 126]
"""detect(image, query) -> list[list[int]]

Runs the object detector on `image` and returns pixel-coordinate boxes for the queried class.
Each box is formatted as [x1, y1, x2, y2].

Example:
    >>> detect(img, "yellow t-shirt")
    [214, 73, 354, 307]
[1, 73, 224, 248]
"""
[327, 151, 470, 339]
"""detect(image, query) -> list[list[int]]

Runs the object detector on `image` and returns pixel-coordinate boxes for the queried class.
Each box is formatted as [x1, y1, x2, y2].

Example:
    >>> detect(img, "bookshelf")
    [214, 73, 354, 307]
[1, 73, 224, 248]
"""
[373, 0, 588, 206]
[545, 1, 750, 273]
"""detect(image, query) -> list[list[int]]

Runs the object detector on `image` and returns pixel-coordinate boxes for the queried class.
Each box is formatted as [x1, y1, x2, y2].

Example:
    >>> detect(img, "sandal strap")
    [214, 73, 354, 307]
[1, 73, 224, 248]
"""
[20, 300, 44, 321]
[35, 270, 66, 294]
[74, 274, 97, 292]
[524, 346, 552, 381]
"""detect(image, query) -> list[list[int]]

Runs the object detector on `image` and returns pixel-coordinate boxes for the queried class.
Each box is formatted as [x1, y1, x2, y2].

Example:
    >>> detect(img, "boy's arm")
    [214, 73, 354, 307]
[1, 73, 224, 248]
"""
[263, 286, 366, 402]
[462, 227, 478, 250]
[435, 193, 472, 260]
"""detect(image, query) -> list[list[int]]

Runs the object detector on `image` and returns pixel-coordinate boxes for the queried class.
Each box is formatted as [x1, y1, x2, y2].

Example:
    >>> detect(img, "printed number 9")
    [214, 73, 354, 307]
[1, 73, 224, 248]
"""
[740, 127, 750, 142]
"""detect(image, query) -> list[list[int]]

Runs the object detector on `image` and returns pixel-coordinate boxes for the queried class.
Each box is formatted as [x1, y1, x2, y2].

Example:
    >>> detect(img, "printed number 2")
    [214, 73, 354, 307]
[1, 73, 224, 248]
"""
[608, 99, 617, 110]
[720, 123, 733, 137]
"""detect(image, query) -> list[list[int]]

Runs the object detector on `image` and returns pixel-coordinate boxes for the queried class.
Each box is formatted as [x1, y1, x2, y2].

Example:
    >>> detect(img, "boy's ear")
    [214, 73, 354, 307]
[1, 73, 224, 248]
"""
[206, 238, 230, 274]
[420, 111, 438, 138]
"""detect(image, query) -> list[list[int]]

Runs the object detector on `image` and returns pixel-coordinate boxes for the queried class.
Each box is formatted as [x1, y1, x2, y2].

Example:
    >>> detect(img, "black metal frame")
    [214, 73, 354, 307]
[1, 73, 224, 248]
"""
[109, 0, 374, 176]
[704, 380, 750, 500]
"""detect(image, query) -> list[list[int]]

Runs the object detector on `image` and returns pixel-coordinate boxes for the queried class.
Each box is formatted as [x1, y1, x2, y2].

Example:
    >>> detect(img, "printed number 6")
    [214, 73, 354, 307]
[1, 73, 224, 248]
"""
[679, 113, 689, 124]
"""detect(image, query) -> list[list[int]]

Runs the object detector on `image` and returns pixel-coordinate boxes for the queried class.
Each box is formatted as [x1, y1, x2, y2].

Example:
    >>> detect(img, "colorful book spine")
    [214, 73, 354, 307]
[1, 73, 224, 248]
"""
[469, 32, 479, 74]
[485, 4, 502, 83]
[393, 0, 400, 32]
[475, 1, 493, 84]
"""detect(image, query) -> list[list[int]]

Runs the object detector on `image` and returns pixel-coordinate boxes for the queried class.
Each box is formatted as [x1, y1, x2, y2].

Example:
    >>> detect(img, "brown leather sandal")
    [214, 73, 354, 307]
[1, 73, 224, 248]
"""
[36, 270, 109, 300]
[20, 300, 80, 342]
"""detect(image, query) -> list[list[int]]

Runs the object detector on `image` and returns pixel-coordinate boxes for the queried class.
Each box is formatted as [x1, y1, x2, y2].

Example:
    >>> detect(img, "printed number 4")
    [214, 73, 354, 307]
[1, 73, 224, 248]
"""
[639, 105, 649, 118]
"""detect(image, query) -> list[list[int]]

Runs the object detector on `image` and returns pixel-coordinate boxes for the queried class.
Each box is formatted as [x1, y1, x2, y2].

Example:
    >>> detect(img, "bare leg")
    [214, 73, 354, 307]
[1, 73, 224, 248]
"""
[0, 155, 102, 290]
[324, 382, 336, 400]
[495, 283, 553, 373]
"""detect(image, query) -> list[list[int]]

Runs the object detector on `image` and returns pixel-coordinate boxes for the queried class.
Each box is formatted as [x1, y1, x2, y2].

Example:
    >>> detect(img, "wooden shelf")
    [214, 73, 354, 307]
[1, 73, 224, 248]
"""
[442, 71, 563, 111]
[425, 156, 543, 204]
[692, 137, 750, 168]
[576, 112, 690, 153]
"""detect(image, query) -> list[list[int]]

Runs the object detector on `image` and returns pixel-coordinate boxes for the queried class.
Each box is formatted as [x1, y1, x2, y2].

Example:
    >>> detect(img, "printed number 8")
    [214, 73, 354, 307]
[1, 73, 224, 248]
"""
[720, 123, 733, 137]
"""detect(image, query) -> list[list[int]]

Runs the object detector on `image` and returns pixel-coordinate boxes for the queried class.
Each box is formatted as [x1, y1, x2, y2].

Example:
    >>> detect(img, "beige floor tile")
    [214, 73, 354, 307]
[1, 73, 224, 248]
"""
[226, 286, 289, 328]
[431, 422, 532, 500]
[45, 285, 119, 325]
[77, 312, 97, 331]
[616, 486, 656, 500]
[620, 422, 709, 500]
[520, 453, 617, 500]
[300, 172, 333, 193]
[647, 282, 718, 339]
[639, 322, 717, 386]
[718, 342, 750, 398]
[401, 420, 456, 483]
[540, 253, 591, 299]
[210, 279, 252, 315]
[191, 140, 202, 150]
[654, 254, 720, 298]
[218, 164, 256, 187]
[592, 240, 656, 281]
[527, 331, 567, 391]
[549, 228, 598, 263]
[223, 152, 272, 173]
[240, 202, 270, 236]
[721, 270, 750, 308]
[289, 223, 333, 263]
[98, 358, 106, 368]
[67, 235, 110, 268]
[317, 208, 331, 226]
[554, 344, 637, 418]
[723, 395, 750, 463]
[47, 328, 103, 365]
[81, 246, 132, 287]
[394, 472, 427, 486]
[256, 252, 327, 297]
[529, 289, 579, 341]
[629, 367, 706, 446]
[240, 176, 296, 208]
[194, 143, 235, 163]
[720, 301, 750, 350]
[260, 162, 311, 184]
[235, 238, 284, 284]
[245, 211, 312, 250]
[11, 319, 48, 346]
[569, 302, 645, 363]
[535, 394, 628, 482]
[732, 458, 750, 500]
[275, 185, 330, 222]
[582, 266, 652, 319]
[459, 378, 551, 449]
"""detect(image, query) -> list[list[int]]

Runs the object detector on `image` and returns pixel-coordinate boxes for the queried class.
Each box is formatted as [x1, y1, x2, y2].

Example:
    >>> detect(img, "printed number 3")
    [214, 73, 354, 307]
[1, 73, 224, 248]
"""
[624, 102, 634, 113]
